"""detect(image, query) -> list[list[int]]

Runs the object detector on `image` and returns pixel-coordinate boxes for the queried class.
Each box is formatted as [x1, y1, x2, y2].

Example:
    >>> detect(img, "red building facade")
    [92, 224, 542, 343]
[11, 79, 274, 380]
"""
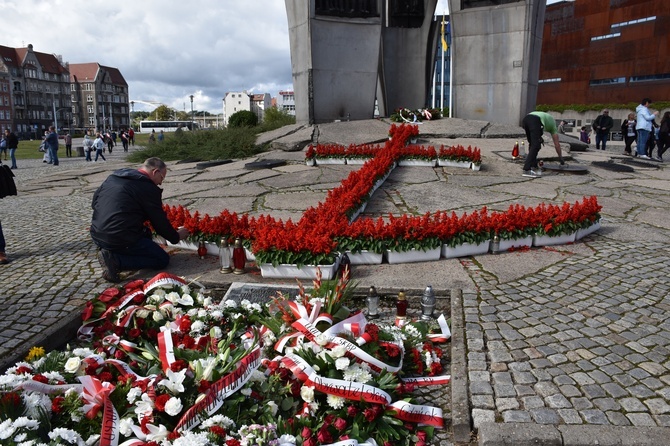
[537, 0, 670, 106]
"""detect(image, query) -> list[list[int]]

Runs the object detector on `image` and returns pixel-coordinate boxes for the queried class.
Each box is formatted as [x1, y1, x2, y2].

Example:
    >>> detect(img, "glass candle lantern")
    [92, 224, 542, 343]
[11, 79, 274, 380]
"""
[420, 285, 435, 320]
[366, 286, 380, 319]
[219, 238, 232, 273]
[197, 241, 207, 259]
[232, 237, 246, 274]
[395, 291, 408, 327]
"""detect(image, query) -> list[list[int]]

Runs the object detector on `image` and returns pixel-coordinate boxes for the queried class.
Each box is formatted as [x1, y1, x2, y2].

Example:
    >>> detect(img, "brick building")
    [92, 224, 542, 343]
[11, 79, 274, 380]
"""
[537, 0, 670, 106]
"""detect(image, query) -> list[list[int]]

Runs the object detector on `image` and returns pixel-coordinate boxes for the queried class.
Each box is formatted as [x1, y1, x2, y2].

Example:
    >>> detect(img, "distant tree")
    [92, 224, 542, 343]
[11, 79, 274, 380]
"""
[176, 111, 191, 121]
[228, 110, 258, 128]
[263, 106, 296, 129]
[153, 105, 176, 121]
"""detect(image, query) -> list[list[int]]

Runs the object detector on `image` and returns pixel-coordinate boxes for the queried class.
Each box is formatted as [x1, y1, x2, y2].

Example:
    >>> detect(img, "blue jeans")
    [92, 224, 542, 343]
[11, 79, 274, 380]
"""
[94, 149, 106, 161]
[9, 148, 17, 168]
[637, 130, 650, 156]
[595, 132, 608, 150]
[48, 147, 59, 165]
[98, 237, 170, 271]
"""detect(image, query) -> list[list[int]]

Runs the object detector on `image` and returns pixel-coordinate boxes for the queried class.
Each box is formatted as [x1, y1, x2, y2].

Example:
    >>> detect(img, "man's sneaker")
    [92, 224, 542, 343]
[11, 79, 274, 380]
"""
[522, 170, 541, 178]
[97, 249, 121, 283]
[0, 251, 8, 265]
[653, 156, 663, 162]
[639, 154, 651, 160]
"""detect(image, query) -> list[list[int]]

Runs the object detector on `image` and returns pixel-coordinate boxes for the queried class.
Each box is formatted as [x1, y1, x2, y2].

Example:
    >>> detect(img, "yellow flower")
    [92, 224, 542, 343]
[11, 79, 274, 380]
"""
[25, 346, 46, 361]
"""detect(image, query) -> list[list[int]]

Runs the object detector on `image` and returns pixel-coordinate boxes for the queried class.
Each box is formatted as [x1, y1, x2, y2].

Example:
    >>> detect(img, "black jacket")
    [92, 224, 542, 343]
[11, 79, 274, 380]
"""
[90, 168, 179, 249]
[593, 114, 614, 134]
[5, 132, 18, 149]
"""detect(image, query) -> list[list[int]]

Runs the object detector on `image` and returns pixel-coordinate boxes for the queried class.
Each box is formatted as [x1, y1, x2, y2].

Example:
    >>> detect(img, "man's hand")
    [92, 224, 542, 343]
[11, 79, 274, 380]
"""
[177, 227, 190, 240]
[559, 158, 565, 165]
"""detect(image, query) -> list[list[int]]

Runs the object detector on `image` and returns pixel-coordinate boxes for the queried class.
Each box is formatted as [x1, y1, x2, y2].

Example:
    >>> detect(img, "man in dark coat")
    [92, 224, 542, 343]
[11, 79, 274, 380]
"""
[592, 109, 614, 151]
[90, 157, 189, 282]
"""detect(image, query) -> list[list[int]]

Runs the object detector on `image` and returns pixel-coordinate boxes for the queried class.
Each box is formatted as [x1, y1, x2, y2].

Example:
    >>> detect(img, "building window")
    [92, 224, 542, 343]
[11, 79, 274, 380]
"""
[89, 117, 95, 125]
[539, 78, 562, 83]
[629, 73, 670, 83]
[611, 16, 656, 29]
[591, 32, 621, 41]
[589, 77, 626, 86]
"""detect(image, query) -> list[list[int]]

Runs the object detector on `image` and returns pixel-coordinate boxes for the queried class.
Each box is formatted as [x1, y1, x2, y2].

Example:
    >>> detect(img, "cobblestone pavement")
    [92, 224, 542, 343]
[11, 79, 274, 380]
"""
[2, 121, 670, 445]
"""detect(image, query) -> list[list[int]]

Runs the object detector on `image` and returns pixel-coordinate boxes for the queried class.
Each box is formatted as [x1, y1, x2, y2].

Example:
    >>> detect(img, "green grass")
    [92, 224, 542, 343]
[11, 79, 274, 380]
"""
[14, 139, 47, 160]
[127, 126, 274, 163]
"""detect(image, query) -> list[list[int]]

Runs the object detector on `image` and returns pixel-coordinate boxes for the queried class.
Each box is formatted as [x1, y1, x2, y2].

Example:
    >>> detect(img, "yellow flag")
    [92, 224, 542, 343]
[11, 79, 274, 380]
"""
[441, 17, 448, 52]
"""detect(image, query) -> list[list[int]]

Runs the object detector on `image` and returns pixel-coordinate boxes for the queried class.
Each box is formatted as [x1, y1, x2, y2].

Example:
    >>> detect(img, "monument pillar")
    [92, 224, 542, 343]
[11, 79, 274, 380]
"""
[446, 0, 546, 125]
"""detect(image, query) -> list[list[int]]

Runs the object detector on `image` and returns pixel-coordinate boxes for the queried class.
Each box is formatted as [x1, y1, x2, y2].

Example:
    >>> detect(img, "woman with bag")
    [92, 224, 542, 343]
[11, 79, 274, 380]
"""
[83, 133, 94, 161]
[94, 132, 107, 162]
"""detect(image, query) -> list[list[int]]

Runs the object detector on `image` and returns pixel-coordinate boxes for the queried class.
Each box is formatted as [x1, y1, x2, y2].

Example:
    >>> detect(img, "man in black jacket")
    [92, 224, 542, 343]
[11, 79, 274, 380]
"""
[592, 109, 614, 151]
[90, 157, 189, 282]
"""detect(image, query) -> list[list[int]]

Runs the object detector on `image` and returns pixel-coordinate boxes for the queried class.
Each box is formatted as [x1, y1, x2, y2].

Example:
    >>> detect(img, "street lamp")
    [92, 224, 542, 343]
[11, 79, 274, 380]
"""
[189, 95, 194, 129]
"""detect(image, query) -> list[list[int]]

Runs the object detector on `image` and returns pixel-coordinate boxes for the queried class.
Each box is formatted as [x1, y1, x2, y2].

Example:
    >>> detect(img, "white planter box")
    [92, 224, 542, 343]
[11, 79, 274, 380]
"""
[344, 158, 371, 165]
[575, 221, 601, 240]
[398, 159, 436, 167]
[533, 232, 576, 247]
[346, 250, 383, 265]
[305, 159, 316, 166]
[315, 158, 347, 165]
[496, 236, 533, 252]
[348, 202, 367, 222]
[386, 247, 441, 264]
[442, 240, 491, 259]
[471, 163, 482, 171]
[438, 159, 471, 169]
[259, 262, 339, 280]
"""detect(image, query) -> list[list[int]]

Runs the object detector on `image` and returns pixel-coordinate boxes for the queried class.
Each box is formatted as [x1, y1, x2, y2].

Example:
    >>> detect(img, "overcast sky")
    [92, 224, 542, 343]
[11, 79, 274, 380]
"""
[2, 0, 558, 114]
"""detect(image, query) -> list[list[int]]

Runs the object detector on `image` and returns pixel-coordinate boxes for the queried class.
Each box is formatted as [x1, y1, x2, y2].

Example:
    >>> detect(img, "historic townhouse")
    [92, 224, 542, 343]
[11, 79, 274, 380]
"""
[69, 63, 129, 132]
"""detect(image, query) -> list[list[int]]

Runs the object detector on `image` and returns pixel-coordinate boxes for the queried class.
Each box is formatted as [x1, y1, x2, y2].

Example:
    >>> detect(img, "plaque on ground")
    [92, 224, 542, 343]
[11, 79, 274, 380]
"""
[591, 161, 635, 173]
[541, 163, 588, 174]
[223, 282, 300, 306]
[196, 159, 232, 170]
[621, 158, 660, 168]
[245, 159, 287, 170]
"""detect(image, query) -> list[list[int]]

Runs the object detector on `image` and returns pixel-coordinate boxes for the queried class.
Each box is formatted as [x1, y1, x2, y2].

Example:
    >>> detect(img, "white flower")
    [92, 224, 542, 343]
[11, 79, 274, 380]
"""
[131, 423, 168, 442]
[197, 309, 208, 318]
[158, 368, 187, 394]
[48, 427, 84, 445]
[0, 419, 17, 440]
[171, 431, 210, 446]
[136, 309, 150, 319]
[152, 311, 164, 322]
[72, 348, 95, 357]
[262, 330, 276, 344]
[210, 310, 224, 320]
[190, 320, 205, 333]
[314, 334, 329, 346]
[42, 371, 65, 383]
[300, 385, 315, 403]
[11, 417, 39, 430]
[201, 414, 235, 429]
[278, 434, 297, 445]
[201, 295, 212, 306]
[134, 393, 154, 417]
[223, 300, 238, 309]
[119, 418, 134, 436]
[335, 357, 350, 370]
[327, 394, 345, 409]
[211, 327, 223, 339]
[127, 387, 142, 404]
[165, 291, 181, 304]
[330, 345, 347, 358]
[425, 351, 433, 367]
[177, 294, 194, 306]
[85, 434, 100, 445]
[164, 397, 183, 416]
[266, 400, 278, 416]
[64, 357, 82, 374]
[23, 393, 51, 418]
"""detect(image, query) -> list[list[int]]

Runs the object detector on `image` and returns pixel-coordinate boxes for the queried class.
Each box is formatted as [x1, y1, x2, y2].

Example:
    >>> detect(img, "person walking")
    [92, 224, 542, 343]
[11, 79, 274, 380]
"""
[44, 126, 59, 166]
[621, 113, 636, 156]
[657, 111, 670, 162]
[93, 132, 107, 162]
[128, 128, 135, 146]
[64, 132, 72, 157]
[4, 129, 18, 169]
[592, 109, 614, 151]
[83, 133, 94, 161]
[521, 111, 564, 178]
[90, 157, 190, 282]
[0, 134, 7, 161]
[120, 131, 129, 152]
[636, 98, 659, 159]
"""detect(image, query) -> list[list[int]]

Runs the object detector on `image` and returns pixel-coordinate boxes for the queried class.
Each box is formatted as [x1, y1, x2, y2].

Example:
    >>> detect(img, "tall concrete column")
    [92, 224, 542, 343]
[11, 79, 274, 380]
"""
[285, 0, 383, 124]
[446, 0, 546, 125]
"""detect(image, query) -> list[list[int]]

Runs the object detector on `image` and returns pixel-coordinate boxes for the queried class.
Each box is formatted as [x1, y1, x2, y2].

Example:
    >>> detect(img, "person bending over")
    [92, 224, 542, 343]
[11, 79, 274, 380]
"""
[90, 157, 189, 282]
[521, 111, 564, 178]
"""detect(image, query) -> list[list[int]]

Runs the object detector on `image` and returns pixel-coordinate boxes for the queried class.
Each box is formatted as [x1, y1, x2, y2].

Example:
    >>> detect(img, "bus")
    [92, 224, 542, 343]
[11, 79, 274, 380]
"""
[138, 121, 200, 133]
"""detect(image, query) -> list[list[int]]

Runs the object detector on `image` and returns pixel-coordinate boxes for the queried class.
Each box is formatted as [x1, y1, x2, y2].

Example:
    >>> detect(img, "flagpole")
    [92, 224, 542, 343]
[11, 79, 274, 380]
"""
[440, 16, 445, 112]
[432, 17, 437, 110]
[448, 20, 453, 118]
[53, 102, 57, 131]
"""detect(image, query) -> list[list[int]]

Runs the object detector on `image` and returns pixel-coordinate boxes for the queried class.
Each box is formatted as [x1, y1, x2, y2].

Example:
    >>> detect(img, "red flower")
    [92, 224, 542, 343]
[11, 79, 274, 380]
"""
[334, 417, 348, 431]
[51, 396, 65, 414]
[210, 425, 227, 437]
[154, 394, 170, 412]
[32, 374, 49, 384]
[128, 328, 142, 339]
[301, 427, 313, 439]
[317, 426, 334, 444]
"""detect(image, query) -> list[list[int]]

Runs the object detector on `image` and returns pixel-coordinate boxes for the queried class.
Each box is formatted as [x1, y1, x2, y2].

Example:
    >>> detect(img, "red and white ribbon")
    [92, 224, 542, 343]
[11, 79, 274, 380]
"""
[157, 329, 176, 373]
[427, 314, 451, 343]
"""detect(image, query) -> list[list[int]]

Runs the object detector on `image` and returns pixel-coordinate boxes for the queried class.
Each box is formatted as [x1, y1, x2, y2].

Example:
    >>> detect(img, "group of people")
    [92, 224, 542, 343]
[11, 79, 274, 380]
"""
[583, 99, 669, 160]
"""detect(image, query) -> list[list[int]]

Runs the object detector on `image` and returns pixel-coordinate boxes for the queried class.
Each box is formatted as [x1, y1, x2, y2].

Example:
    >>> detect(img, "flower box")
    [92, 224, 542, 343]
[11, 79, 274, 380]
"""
[442, 240, 491, 259]
[471, 163, 482, 171]
[438, 159, 471, 169]
[259, 261, 339, 280]
[305, 158, 316, 166]
[533, 232, 576, 247]
[496, 236, 533, 252]
[346, 250, 383, 265]
[575, 220, 601, 240]
[386, 247, 441, 264]
[348, 202, 367, 222]
[344, 158, 372, 165]
[398, 159, 436, 167]
[315, 157, 347, 165]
